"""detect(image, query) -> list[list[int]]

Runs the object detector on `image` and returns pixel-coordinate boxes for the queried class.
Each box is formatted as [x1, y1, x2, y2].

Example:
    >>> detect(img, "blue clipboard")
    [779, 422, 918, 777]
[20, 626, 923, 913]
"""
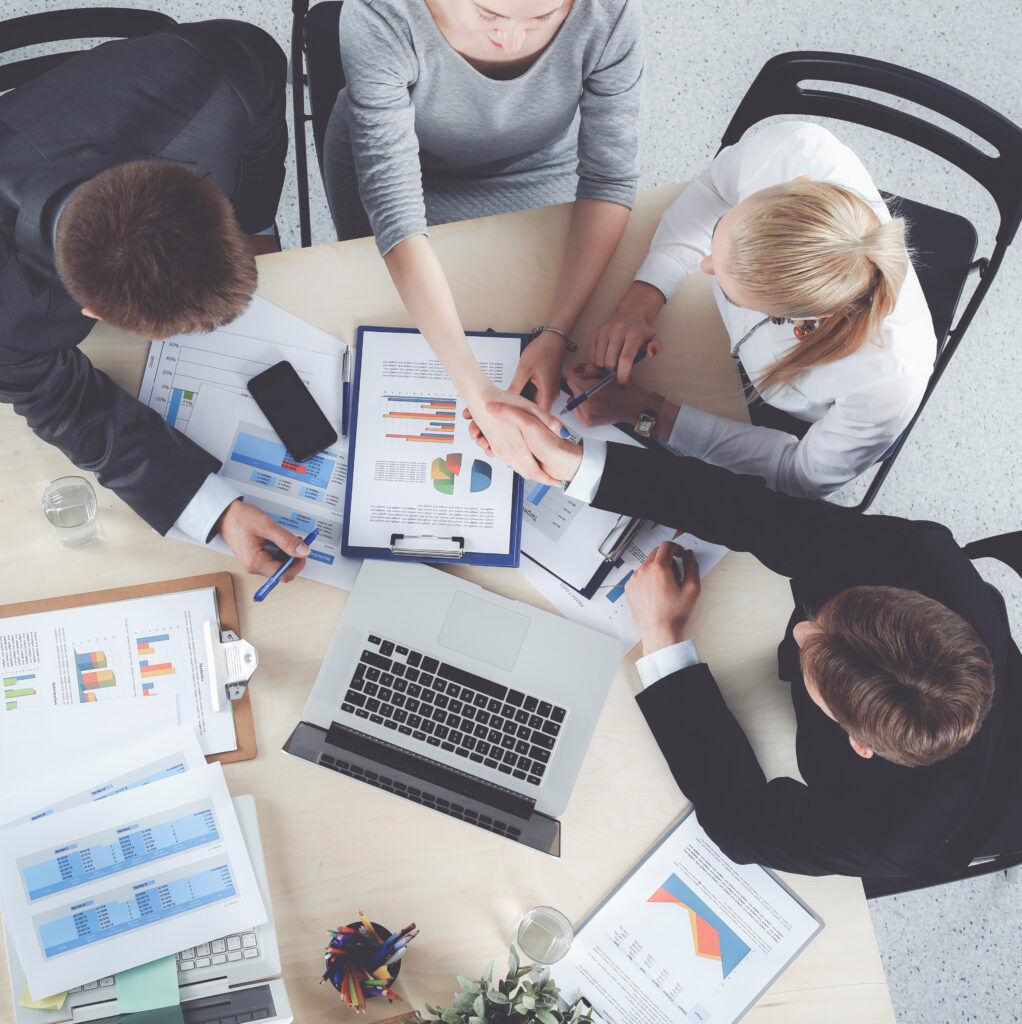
[341, 325, 526, 566]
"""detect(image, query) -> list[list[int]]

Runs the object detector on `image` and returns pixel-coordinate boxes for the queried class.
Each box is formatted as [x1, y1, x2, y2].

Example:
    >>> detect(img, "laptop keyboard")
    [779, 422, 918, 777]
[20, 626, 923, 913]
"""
[340, 634, 567, 787]
[68, 930, 260, 991]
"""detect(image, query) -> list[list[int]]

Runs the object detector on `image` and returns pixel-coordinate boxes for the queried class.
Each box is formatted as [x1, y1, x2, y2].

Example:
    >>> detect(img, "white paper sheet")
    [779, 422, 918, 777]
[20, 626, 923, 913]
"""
[0, 588, 235, 755]
[138, 296, 361, 590]
[0, 725, 207, 829]
[556, 812, 822, 1024]
[0, 697, 179, 781]
[0, 764, 266, 997]
[346, 329, 521, 558]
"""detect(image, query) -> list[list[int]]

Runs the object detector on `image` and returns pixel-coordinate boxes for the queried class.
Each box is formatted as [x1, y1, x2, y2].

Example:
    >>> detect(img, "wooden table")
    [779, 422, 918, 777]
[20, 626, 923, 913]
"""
[0, 185, 895, 1023]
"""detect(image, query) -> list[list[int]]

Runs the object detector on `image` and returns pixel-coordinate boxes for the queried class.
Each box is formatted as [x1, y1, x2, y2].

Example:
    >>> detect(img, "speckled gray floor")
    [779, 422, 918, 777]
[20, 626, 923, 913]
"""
[7, 2, 1022, 1021]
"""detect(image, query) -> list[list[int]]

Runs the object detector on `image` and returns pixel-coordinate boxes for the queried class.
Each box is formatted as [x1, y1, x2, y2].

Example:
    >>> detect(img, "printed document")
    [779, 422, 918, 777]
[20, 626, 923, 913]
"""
[556, 811, 822, 1024]
[0, 763, 266, 998]
[518, 393, 728, 647]
[139, 296, 360, 590]
[0, 588, 235, 755]
[345, 329, 520, 558]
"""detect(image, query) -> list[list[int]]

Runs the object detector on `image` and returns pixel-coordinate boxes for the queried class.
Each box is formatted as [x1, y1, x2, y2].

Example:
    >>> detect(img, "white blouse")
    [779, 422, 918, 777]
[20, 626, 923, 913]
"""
[634, 121, 936, 499]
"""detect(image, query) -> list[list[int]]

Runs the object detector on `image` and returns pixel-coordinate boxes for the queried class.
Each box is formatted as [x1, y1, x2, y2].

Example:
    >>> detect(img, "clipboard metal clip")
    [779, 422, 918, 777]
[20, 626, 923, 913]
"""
[389, 534, 465, 559]
[598, 515, 645, 564]
[203, 621, 259, 712]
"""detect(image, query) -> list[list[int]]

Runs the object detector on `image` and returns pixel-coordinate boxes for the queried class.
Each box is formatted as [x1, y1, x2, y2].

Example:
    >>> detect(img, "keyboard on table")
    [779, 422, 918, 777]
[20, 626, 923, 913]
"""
[341, 634, 567, 787]
[68, 929, 260, 991]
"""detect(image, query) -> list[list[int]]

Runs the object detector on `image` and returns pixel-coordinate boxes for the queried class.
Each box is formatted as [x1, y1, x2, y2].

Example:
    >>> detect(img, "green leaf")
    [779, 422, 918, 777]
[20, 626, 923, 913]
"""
[508, 945, 520, 976]
[458, 976, 482, 993]
[521, 995, 536, 1010]
[536, 1011, 559, 1024]
[487, 991, 510, 1005]
[473, 994, 485, 1017]
[441, 1012, 464, 1024]
[425, 1005, 440, 1017]
[482, 960, 494, 986]
[453, 992, 476, 1013]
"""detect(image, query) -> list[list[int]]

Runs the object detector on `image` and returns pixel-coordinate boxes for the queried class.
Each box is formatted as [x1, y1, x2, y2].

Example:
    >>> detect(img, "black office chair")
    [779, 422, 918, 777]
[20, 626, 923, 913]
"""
[718, 52, 1022, 511]
[291, 0, 344, 247]
[863, 529, 1022, 899]
[0, 7, 175, 92]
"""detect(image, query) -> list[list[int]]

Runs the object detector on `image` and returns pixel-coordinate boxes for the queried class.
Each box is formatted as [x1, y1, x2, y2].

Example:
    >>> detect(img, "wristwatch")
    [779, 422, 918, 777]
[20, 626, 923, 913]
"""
[633, 392, 664, 439]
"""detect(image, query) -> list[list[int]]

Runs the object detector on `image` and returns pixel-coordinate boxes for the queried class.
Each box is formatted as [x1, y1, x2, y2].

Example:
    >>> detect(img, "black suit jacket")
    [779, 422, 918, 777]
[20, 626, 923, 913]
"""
[0, 21, 286, 533]
[592, 443, 1014, 878]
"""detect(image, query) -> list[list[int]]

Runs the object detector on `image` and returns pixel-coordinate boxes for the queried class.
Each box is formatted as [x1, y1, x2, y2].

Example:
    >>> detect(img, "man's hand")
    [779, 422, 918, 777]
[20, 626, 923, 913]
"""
[464, 386, 566, 485]
[508, 331, 567, 413]
[217, 500, 311, 581]
[625, 542, 701, 656]
[466, 402, 583, 482]
[567, 363, 650, 428]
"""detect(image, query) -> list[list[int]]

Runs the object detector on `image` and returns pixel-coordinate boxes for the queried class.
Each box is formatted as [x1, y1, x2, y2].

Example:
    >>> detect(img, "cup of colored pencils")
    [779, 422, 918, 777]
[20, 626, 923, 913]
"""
[321, 909, 418, 1013]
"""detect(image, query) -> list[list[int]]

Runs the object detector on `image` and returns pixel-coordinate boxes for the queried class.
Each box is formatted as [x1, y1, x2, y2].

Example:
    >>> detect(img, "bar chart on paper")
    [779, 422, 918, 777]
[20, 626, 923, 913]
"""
[381, 396, 457, 443]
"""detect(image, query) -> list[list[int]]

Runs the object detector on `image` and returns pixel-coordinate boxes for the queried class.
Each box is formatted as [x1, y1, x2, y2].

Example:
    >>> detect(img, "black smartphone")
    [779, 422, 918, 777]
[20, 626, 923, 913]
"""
[247, 360, 338, 463]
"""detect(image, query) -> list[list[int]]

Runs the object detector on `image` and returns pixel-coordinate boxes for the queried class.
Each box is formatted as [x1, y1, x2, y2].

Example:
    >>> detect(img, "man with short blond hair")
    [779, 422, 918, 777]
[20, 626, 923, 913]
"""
[0, 20, 312, 578]
[486, 401, 1016, 880]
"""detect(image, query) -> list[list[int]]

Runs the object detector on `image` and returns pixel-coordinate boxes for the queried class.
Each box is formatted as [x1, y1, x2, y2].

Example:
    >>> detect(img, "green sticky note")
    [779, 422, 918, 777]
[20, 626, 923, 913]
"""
[115, 955, 180, 1013]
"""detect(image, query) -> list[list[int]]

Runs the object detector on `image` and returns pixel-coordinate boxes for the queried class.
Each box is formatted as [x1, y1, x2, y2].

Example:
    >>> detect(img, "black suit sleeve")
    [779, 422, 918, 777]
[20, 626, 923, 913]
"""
[593, 442, 901, 582]
[636, 667, 915, 877]
[0, 343, 219, 534]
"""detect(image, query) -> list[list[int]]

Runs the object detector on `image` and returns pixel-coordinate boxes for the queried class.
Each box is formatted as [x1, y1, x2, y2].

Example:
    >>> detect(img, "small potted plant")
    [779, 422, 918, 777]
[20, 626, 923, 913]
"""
[404, 947, 593, 1024]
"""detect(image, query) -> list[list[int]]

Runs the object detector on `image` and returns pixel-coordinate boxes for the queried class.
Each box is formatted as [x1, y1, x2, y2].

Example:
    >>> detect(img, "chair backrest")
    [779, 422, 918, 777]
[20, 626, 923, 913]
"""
[719, 51, 1022, 249]
[304, 1, 345, 165]
[0, 8, 176, 93]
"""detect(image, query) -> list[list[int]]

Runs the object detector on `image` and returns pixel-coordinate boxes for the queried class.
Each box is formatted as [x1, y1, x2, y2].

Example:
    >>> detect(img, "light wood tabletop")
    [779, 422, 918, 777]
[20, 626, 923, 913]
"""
[0, 185, 895, 1024]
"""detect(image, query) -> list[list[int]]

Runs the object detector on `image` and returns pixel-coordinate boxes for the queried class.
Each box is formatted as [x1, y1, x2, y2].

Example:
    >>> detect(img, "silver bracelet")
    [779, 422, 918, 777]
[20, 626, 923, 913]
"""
[531, 325, 577, 352]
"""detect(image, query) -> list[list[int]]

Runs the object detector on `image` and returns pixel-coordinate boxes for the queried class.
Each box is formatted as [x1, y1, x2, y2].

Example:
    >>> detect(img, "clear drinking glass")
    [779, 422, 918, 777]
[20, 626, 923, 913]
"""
[516, 906, 573, 965]
[41, 476, 99, 547]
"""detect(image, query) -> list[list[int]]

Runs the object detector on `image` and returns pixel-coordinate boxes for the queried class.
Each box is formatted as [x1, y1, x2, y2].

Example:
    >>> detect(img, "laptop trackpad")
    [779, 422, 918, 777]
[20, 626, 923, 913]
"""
[437, 592, 530, 671]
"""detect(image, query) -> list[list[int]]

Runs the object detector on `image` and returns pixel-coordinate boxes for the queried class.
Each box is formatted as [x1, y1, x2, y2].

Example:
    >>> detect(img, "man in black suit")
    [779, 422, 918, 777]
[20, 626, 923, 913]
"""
[0, 19, 312, 578]
[487, 402, 1016, 880]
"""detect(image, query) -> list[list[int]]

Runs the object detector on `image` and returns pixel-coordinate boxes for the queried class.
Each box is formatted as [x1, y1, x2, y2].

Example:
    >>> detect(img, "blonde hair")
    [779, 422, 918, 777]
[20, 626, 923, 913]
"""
[727, 181, 909, 394]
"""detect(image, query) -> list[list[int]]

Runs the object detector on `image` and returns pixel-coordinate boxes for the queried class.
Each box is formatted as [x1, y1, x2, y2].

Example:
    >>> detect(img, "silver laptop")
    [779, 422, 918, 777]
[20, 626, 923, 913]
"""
[7, 795, 293, 1024]
[284, 561, 621, 855]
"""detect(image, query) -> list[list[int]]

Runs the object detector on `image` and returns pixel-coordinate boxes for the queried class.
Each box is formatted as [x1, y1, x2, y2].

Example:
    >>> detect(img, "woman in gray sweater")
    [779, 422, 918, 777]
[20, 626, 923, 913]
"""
[324, 0, 644, 482]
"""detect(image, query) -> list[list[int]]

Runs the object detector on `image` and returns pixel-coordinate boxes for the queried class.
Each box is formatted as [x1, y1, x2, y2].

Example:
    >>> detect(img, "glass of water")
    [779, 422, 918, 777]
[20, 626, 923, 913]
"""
[41, 476, 99, 547]
[517, 906, 573, 965]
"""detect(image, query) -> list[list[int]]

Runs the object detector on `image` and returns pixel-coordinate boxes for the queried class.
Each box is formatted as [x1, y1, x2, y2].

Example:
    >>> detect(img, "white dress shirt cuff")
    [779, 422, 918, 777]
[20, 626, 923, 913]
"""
[562, 439, 607, 503]
[173, 474, 242, 543]
[635, 639, 703, 688]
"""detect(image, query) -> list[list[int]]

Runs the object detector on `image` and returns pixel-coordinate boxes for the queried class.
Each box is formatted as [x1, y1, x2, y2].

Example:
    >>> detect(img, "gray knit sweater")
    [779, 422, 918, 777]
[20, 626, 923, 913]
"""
[325, 0, 644, 254]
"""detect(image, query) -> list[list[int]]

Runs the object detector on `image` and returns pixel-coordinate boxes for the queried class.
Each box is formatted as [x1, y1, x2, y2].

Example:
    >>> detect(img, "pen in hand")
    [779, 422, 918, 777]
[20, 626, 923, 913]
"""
[253, 527, 319, 602]
[559, 348, 649, 415]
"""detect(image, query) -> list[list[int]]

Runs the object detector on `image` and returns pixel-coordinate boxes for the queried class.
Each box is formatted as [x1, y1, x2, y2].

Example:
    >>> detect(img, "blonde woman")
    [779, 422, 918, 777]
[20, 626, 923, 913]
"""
[579, 120, 936, 499]
[324, 0, 644, 484]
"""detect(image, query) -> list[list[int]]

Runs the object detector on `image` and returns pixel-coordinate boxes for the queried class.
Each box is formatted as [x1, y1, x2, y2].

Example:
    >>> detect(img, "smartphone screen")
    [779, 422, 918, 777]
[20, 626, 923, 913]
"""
[247, 360, 338, 463]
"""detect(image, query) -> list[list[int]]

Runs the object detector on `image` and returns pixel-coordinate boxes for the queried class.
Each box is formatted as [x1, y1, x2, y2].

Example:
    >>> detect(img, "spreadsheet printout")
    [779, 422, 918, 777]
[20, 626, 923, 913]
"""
[0, 763, 265, 998]
[139, 296, 360, 590]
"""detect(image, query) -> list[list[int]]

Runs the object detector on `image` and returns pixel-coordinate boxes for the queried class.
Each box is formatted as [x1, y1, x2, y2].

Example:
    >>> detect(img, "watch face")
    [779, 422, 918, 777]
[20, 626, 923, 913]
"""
[635, 414, 654, 437]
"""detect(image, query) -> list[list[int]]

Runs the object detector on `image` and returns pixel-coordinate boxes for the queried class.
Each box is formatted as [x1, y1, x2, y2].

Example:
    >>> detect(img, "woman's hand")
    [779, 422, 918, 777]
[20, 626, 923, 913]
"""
[566, 362, 650, 428]
[589, 307, 662, 384]
[508, 331, 568, 412]
[465, 385, 564, 484]
[625, 542, 702, 657]
[468, 401, 583, 483]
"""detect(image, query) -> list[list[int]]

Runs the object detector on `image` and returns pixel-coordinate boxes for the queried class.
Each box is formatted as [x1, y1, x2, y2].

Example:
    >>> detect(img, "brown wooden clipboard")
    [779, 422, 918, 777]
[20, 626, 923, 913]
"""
[0, 571, 257, 764]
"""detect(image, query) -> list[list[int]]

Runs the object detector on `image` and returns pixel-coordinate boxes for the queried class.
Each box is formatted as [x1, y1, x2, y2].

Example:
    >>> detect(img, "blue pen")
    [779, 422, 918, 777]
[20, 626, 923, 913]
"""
[253, 527, 319, 602]
[559, 348, 649, 415]
[341, 348, 352, 439]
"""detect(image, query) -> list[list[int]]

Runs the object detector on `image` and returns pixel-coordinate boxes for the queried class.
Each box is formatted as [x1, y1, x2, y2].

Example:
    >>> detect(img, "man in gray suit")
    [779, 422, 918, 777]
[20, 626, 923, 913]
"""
[0, 19, 312, 578]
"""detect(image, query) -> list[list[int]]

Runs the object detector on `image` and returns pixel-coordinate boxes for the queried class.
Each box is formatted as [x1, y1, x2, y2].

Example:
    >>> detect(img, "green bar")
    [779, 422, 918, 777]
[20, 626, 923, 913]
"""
[183, 391, 195, 400]
[4, 688, 34, 698]
[5, 701, 16, 711]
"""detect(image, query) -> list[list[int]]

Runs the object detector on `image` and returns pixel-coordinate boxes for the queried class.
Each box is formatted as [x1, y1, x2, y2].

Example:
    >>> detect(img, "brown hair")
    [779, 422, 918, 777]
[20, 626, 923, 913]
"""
[727, 180, 909, 395]
[55, 161, 256, 337]
[800, 586, 994, 768]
